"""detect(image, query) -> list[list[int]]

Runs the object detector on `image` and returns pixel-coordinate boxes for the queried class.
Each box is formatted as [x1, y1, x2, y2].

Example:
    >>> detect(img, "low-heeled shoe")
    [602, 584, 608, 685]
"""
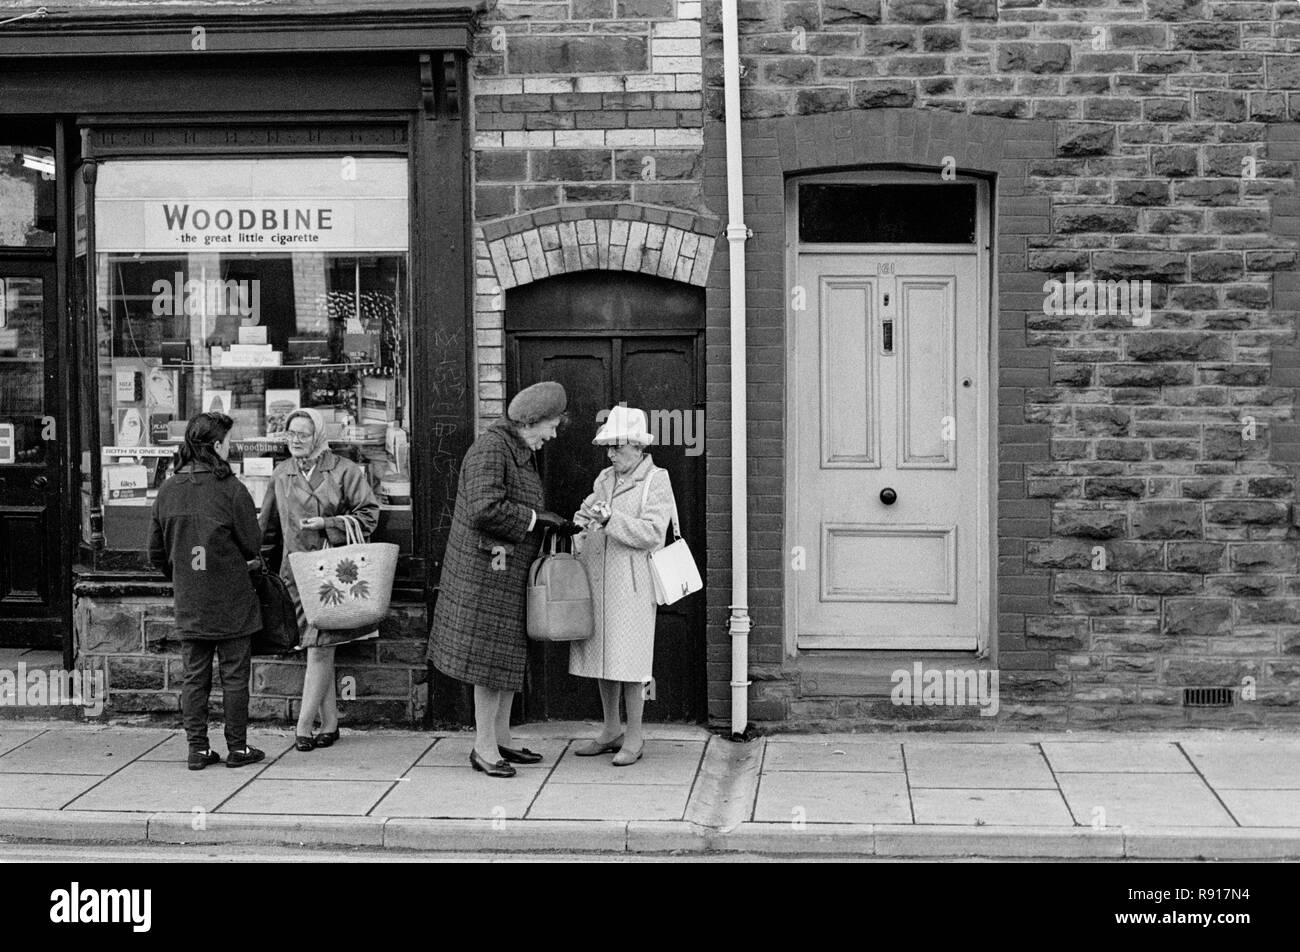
[470, 749, 516, 778]
[497, 744, 542, 765]
[188, 749, 221, 771]
[574, 734, 624, 757]
[314, 729, 340, 748]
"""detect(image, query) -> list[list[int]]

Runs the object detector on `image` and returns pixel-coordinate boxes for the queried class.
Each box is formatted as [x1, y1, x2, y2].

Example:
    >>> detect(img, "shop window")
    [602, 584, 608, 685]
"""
[89, 157, 412, 552]
[798, 183, 977, 244]
[0, 145, 56, 246]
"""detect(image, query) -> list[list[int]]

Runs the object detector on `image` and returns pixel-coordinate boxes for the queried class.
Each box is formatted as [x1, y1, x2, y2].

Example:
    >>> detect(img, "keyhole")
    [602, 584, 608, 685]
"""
[963, 378, 972, 388]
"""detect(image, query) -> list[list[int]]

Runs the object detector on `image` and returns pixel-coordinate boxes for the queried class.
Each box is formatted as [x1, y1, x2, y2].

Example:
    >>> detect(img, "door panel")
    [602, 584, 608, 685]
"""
[791, 253, 984, 650]
[511, 333, 705, 722]
[0, 262, 63, 646]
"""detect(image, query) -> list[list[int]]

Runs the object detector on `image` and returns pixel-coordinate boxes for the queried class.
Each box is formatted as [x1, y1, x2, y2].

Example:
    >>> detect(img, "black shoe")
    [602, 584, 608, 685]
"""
[226, 746, 266, 768]
[295, 735, 317, 752]
[187, 749, 220, 771]
[497, 744, 542, 765]
[469, 749, 516, 778]
[313, 729, 340, 748]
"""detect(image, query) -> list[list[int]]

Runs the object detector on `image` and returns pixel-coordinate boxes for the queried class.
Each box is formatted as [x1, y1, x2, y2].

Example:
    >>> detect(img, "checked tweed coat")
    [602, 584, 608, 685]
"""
[569, 454, 675, 684]
[427, 420, 545, 691]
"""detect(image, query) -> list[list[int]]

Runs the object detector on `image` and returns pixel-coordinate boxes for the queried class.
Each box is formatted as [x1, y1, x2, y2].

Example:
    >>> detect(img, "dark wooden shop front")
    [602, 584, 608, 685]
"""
[0, 5, 480, 675]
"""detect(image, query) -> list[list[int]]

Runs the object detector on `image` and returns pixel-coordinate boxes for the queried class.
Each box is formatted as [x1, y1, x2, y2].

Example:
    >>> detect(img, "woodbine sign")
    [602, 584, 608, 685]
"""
[93, 156, 408, 253]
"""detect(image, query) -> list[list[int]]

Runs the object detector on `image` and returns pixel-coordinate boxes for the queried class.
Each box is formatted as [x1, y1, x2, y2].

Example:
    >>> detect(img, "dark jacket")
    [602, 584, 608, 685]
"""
[149, 463, 262, 640]
[426, 420, 545, 691]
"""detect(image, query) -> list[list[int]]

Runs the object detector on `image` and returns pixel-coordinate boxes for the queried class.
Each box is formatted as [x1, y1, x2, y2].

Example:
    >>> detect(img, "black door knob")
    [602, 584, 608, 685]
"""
[880, 487, 897, 505]
[32, 475, 49, 491]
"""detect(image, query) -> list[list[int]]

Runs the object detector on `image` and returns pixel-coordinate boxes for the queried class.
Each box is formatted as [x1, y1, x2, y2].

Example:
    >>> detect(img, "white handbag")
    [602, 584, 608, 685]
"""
[640, 468, 702, 606]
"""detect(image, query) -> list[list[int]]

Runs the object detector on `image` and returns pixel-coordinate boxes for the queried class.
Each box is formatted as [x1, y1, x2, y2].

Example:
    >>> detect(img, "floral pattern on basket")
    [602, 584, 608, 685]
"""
[289, 515, 399, 631]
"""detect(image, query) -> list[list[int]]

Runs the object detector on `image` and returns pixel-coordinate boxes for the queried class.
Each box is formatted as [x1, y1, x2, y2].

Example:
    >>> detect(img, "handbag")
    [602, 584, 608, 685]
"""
[641, 468, 702, 606]
[288, 514, 399, 631]
[250, 560, 299, 655]
[526, 531, 594, 642]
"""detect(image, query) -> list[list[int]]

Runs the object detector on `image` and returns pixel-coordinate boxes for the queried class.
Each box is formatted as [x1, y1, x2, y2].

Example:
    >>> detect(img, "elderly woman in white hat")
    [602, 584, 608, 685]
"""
[569, 405, 677, 766]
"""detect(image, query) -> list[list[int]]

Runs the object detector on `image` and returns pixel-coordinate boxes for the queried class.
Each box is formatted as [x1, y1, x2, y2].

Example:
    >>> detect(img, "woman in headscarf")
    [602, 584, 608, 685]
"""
[260, 407, 380, 752]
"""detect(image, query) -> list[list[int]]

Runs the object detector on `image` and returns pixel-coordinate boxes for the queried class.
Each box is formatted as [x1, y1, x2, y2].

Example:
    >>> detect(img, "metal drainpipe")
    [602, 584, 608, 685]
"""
[721, 0, 752, 739]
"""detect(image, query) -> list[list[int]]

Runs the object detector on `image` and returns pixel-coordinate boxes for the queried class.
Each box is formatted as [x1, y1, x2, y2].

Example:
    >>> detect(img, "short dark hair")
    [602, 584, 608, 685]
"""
[177, 411, 234, 479]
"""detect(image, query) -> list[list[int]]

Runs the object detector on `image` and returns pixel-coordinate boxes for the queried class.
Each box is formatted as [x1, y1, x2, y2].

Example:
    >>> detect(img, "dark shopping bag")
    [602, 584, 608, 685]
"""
[250, 561, 300, 655]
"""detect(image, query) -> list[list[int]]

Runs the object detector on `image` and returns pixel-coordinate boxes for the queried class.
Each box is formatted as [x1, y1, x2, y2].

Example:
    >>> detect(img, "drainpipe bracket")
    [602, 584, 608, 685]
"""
[725, 223, 752, 242]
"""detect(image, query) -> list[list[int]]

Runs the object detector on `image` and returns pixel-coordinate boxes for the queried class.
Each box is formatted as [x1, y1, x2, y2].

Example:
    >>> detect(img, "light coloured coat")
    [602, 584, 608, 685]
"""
[568, 454, 675, 684]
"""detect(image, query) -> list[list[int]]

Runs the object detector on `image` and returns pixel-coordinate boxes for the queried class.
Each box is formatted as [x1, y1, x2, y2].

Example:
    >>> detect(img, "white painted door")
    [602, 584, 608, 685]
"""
[789, 253, 985, 649]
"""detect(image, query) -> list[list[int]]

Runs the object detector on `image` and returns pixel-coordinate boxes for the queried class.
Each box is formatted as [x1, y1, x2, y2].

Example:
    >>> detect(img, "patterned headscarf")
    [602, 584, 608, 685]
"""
[285, 408, 330, 464]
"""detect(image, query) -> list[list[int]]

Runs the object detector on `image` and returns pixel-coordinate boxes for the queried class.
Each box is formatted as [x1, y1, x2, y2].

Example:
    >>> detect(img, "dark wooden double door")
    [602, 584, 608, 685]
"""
[510, 334, 706, 722]
[0, 258, 65, 648]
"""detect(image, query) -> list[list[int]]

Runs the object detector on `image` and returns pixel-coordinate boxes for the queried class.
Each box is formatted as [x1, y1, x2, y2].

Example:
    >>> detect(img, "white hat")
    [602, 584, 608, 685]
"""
[592, 404, 655, 446]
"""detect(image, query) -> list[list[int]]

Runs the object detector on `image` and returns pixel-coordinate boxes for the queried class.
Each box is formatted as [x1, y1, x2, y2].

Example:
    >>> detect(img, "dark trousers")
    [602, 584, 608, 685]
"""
[180, 635, 253, 752]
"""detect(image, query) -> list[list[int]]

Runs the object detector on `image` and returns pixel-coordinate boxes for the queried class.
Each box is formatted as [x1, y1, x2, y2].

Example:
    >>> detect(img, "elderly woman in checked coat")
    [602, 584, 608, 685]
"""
[569, 405, 677, 767]
[426, 382, 580, 778]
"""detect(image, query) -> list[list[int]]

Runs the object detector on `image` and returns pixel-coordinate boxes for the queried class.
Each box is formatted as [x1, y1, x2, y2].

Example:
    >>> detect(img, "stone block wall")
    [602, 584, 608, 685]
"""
[701, 0, 1300, 727]
[470, 0, 714, 425]
[74, 595, 430, 725]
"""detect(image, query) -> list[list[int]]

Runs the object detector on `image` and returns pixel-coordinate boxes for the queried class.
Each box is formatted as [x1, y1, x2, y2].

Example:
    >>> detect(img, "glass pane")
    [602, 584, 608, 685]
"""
[799, 183, 977, 244]
[0, 276, 47, 464]
[0, 146, 56, 247]
[93, 157, 412, 549]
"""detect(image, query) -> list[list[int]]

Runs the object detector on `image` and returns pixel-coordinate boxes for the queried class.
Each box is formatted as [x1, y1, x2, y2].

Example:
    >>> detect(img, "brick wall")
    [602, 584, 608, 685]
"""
[702, 0, 1300, 728]
[470, 0, 716, 426]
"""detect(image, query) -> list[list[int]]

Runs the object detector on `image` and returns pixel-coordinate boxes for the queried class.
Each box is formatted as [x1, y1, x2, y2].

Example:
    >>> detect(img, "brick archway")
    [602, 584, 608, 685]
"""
[473, 203, 720, 424]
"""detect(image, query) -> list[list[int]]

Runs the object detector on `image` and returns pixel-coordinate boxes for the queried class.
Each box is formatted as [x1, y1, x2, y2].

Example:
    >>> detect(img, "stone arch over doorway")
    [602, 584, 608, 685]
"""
[473, 203, 719, 425]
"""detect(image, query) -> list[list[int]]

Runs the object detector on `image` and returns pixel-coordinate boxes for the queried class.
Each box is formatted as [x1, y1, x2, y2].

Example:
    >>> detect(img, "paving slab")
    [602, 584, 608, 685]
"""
[63, 760, 262, 813]
[911, 787, 1076, 827]
[370, 765, 546, 819]
[0, 808, 150, 843]
[763, 740, 903, 773]
[1056, 772, 1235, 828]
[218, 778, 394, 816]
[382, 817, 628, 852]
[527, 781, 692, 821]
[414, 735, 568, 770]
[1214, 790, 1300, 828]
[1180, 737, 1300, 790]
[0, 772, 106, 810]
[754, 770, 912, 824]
[0, 728, 45, 757]
[139, 730, 296, 762]
[545, 739, 704, 786]
[256, 734, 432, 781]
[148, 812, 386, 847]
[0, 728, 164, 775]
[904, 741, 1056, 789]
[1041, 740, 1192, 774]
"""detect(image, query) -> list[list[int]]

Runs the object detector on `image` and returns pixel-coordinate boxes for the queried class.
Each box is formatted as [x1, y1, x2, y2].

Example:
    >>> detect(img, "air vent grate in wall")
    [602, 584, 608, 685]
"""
[1183, 687, 1234, 708]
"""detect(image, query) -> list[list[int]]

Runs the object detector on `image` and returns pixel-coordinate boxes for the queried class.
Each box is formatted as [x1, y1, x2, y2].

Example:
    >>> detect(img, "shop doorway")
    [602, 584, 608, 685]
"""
[506, 271, 706, 722]
[0, 258, 66, 648]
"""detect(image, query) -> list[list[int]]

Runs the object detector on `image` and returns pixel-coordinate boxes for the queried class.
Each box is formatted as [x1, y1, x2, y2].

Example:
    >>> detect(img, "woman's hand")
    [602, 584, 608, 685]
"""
[299, 517, 326, 531]
[589, 501, 612, 525]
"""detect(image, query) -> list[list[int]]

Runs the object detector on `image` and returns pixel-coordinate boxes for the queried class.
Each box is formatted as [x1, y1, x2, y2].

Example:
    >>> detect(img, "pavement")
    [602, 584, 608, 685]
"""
[1, 722, 1299, 859]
